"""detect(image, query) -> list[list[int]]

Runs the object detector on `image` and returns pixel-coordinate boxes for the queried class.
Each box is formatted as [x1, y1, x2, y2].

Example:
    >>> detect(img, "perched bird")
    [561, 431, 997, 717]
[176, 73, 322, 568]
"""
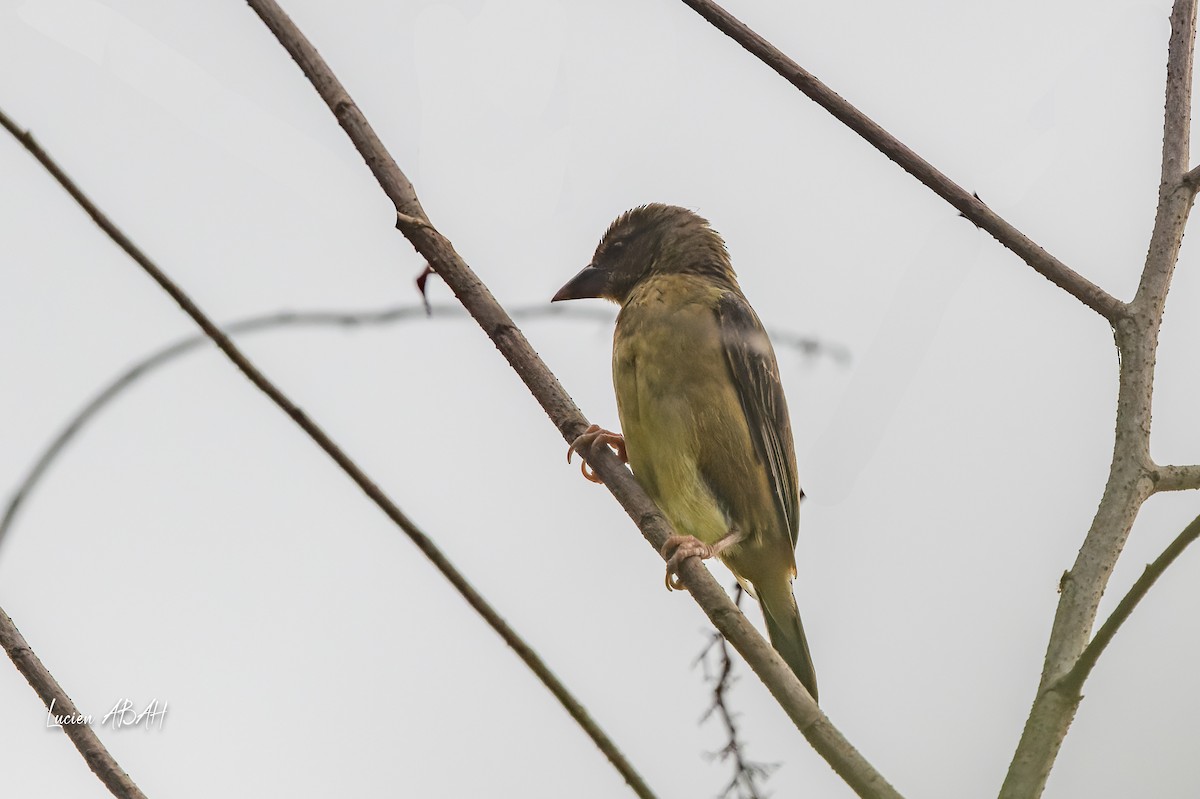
[552, 204, 817, 701]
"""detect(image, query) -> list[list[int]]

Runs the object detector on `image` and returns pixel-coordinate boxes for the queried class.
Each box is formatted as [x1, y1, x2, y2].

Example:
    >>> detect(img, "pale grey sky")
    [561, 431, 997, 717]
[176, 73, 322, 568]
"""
[2, 1, 1198, 797]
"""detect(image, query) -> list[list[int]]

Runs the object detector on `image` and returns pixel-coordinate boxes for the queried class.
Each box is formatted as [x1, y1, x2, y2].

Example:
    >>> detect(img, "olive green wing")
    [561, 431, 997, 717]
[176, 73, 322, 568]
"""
[714, 291, 801, 548]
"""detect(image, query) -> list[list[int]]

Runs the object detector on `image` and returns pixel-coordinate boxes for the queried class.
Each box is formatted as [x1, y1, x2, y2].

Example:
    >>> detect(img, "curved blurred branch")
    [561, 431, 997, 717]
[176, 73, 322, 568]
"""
[676, 0, 1126, 323]
[244, 2, 899, 797]
[0, 306, 410, 552]
[0, 604, 146, 799]
[0, 302, 841, 553]
[0, 108, 661, 799]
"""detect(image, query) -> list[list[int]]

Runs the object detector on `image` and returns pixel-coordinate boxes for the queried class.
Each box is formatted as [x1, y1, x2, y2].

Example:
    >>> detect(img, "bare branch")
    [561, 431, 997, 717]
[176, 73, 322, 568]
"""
[242, 2, 902, 796]
[1064, 512, 1200, 689]
[676, 0, 1126, 323]
[1134, 0, 1200, 318]
[0, 108, 659, 799]
[1152, 463, 1200, 492]
[0, 605, 147, 799]
[1000, 2, 1198, 797]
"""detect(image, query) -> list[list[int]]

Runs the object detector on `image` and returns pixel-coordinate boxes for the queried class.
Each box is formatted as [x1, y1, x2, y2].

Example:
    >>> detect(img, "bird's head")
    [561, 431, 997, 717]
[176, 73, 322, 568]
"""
[552, 204, 737, 305]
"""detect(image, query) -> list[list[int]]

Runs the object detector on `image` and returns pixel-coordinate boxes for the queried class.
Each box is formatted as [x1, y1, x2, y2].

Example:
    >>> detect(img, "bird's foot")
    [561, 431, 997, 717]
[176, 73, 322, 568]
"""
[566, 424, 627, 483]
[661, 535, 717, 591]
[661, 528, 745, 591]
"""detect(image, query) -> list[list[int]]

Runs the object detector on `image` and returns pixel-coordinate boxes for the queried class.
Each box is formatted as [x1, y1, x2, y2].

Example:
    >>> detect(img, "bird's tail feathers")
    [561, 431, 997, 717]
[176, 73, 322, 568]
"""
[757, 579, 818, 703]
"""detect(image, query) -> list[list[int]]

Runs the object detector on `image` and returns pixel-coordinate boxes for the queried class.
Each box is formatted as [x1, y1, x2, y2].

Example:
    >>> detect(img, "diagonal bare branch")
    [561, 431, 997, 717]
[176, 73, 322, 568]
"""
[676, 0, 1126, 323]
[0, 605, 147, 799]
[0, 107, 660, 799]
[242, 2, 902, 796]
[1063, 512, 1200, 689]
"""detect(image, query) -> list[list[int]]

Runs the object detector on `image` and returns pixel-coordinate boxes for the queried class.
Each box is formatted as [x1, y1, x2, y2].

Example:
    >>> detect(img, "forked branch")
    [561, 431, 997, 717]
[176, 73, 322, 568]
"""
[1064, 512, 1200, 689]
[1000, 1, 1199, 797]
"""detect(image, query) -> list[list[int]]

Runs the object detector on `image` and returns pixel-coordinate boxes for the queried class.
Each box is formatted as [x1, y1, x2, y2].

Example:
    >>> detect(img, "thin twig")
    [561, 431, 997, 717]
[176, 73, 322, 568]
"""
[243, 3, 901, 796]
[676, 0, 1126, 323]
[0, 605, 147, 799]
[695, 585, 776, 799]
[0, 106, 660, 799]
[1152, 464, 1200, 492]
[1063, 512, 1200, 688]
[0, 301, 841, 554]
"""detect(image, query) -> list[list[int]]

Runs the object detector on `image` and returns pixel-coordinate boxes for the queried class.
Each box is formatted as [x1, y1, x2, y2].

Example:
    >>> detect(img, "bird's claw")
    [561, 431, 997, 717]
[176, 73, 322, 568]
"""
[566, 424, 627, 483]
[660, 535, 715, 591]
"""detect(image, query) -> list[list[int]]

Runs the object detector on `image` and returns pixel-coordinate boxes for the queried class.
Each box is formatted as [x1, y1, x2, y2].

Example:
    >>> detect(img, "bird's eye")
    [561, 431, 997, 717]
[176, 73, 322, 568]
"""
[608, 240, 626, 253]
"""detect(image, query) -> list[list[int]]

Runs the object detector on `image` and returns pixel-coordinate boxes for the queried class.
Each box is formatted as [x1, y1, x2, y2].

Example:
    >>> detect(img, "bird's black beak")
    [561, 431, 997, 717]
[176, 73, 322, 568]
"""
[552, 264, 609, 302]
